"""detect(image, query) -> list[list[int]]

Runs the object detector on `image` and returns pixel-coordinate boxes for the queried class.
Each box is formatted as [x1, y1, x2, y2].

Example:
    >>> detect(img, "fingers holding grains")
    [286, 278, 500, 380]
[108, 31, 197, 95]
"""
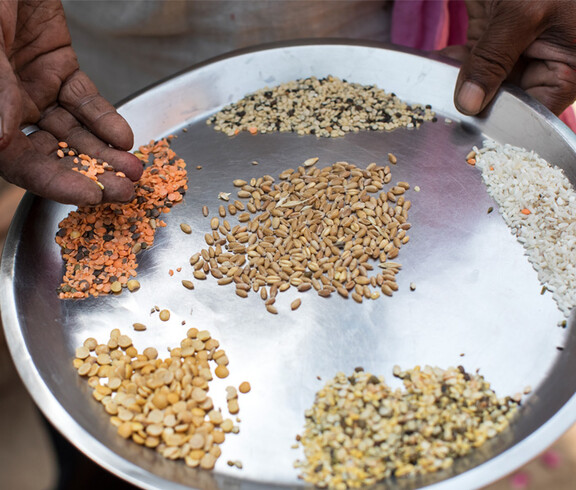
[0, 131, 105, 205]
[54, 146, 137, 203]
[52, 144, 134, 204]
[89, 145, 143, 182]
[39, 105, 143, 182]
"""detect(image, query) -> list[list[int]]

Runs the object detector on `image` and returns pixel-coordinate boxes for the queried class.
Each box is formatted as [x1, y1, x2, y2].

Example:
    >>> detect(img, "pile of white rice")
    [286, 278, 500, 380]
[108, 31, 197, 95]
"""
[473, 140, 576, 318]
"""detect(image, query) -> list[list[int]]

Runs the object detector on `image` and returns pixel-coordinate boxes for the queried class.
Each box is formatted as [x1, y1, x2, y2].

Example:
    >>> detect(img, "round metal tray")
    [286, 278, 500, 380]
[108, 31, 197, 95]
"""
[2, 41, 576, 490]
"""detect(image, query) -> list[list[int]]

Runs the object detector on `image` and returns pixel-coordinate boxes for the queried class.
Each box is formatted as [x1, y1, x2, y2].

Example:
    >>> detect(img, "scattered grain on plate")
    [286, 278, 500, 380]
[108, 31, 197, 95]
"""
[294, 366, 520, 488]
[215, 365, 229, 379]
[194, 270, 207, 280]
[291, 298, 302, 311]
[207, 76, 435, 138]
[126, 279, 140, 292]
[266, 305, 278, 315]
[473, 140, 576, 317]
[73, 328, 240, 469]
[227, 398, 239, 415]
[192, 160, 411, 313]
[55, 138, 188, 299]
[238, 381, 251, 394]
[132, 322, 147, 331]
[303, 157, 319, 167]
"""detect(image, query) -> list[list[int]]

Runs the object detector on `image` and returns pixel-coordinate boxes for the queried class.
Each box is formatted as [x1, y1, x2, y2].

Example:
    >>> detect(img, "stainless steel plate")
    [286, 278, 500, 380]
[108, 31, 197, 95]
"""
[2, 41, 576, 490]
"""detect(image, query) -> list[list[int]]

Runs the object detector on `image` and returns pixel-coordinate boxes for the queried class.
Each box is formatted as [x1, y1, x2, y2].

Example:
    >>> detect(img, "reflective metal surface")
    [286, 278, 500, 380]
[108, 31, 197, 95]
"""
[2, 41, 576, 490]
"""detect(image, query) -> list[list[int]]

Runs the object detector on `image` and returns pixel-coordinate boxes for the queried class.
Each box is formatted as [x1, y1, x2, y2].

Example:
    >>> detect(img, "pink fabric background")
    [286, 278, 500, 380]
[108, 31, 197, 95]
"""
[390, 0, 576, 131]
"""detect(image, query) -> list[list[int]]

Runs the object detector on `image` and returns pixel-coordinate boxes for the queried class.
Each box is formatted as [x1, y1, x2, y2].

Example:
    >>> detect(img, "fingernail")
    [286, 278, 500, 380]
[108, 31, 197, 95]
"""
[457, 81, 485, 115]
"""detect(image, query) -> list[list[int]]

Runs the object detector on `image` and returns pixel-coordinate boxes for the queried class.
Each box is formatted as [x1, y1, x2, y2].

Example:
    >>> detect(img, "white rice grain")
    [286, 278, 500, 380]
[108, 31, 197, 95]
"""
[474, 140, 576, 317]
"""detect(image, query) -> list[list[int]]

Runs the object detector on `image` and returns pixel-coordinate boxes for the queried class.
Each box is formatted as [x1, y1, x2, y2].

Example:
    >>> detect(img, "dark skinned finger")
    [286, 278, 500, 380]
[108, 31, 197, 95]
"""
[520, 40, 576, 116]
[28, 130, 135, 203]
[52, 153, 136, 203]
[38, 105, 143, 182]
[0, 130, 103, 205]
[519, 58, 576, 116]
[95, 170, 136, 203]
[438, 45, 469, 64]
[26, 128, 60, 155]
[454, 4, 538, 115]
[58, 70, 135, 151]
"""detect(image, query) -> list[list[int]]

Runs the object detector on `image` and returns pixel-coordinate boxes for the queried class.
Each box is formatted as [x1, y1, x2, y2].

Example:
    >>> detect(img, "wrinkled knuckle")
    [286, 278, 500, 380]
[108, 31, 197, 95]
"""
[476, 46, 514, 75]
[469, 46, 515, 84]
[60, 73, 97, 109]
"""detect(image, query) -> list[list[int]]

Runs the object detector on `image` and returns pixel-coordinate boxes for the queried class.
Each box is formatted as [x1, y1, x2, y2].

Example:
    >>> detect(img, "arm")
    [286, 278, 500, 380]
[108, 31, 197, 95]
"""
[0, 0, 142, 205]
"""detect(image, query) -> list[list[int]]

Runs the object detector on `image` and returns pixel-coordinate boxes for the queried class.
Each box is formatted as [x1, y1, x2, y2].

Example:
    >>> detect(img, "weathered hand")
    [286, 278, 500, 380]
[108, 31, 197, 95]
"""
[453, 0, 576, 116]
[0, 0, 142, 205]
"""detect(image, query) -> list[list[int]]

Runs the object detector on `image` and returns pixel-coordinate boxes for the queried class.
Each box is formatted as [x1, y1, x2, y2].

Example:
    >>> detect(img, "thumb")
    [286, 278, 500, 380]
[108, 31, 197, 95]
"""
[0, 48, 22, 149]
[454, 5, 538, 115]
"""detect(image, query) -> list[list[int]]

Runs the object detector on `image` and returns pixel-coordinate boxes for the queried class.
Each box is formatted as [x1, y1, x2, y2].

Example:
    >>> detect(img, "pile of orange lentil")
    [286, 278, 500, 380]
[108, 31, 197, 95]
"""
[56, 137, 188, 299]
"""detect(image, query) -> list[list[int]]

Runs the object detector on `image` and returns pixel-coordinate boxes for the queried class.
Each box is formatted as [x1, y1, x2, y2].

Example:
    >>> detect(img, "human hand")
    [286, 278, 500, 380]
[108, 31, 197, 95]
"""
[0, 0, 142, 205]
[452, 0, 576, 116]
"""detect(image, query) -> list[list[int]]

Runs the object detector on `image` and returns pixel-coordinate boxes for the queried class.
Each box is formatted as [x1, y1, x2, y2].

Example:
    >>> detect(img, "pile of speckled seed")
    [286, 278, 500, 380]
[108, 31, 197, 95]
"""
[294, 366, 519, 489]
[73, 328, 246, 470]
[188, 158, 411, 313]
[56, 138, 188, 298]
[207, 76, 436, 138]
